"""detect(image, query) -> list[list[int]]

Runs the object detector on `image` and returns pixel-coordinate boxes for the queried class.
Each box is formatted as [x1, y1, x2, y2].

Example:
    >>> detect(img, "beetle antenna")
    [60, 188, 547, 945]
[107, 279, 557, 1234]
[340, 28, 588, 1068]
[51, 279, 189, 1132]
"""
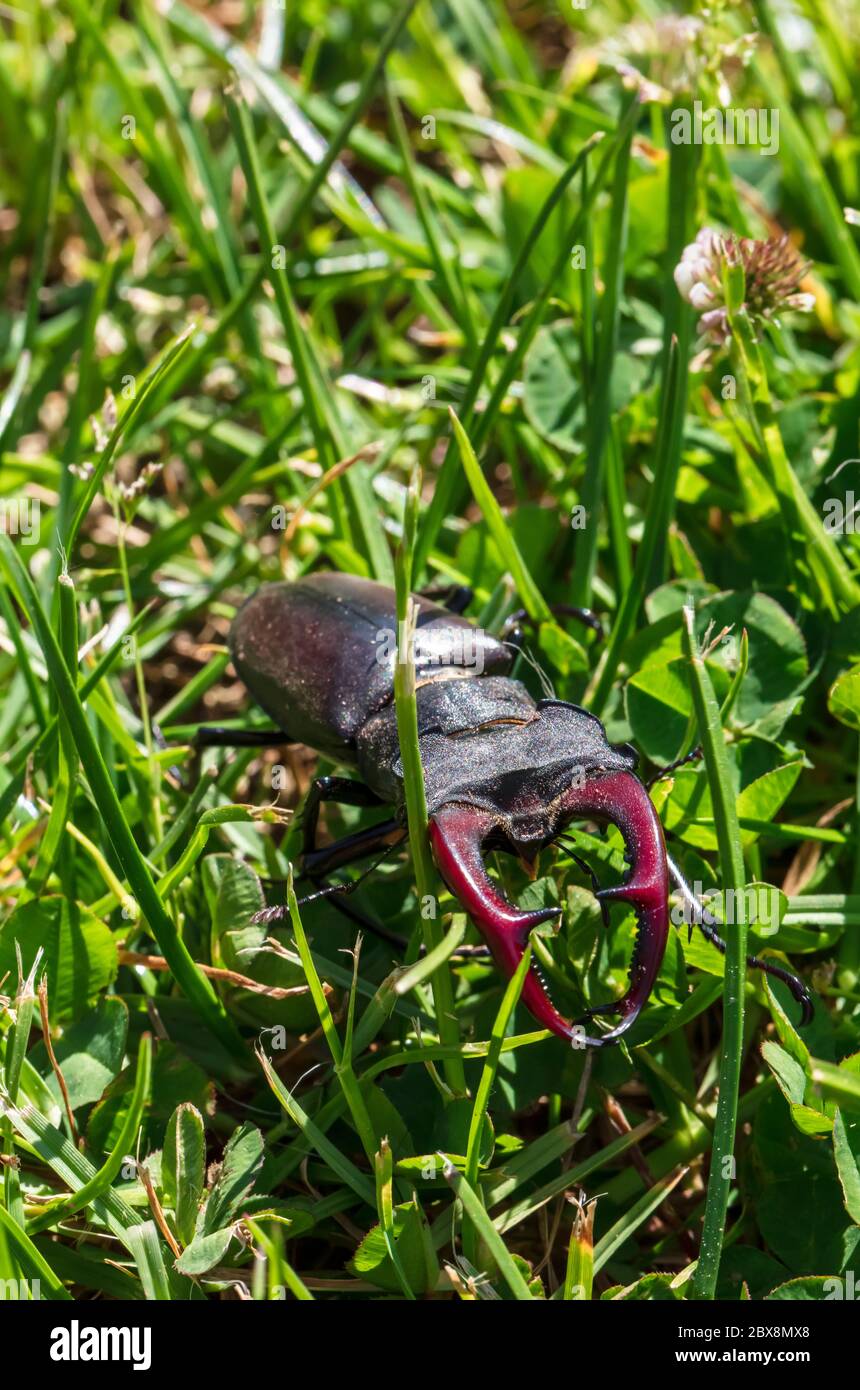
[646, 746, 702, 789]
[667, 855, 813, 1024]
[502, 640, 555, 699]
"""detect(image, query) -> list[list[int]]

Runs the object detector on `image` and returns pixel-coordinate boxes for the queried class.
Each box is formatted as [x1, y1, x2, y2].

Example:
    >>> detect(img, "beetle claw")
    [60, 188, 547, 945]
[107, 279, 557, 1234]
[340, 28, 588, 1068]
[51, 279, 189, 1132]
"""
[556, 770, 670, 1044]
[429, 803, 580, 1042]
[429, 770, 670, 1047]
[583, 1000, 623, 1017]
[596, 880, 652, 906]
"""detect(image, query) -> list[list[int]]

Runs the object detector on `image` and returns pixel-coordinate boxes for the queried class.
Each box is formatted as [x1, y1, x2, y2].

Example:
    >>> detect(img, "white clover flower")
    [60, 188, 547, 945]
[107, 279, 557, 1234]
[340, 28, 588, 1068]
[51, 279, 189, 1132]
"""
[674, 228, 813, 346]
[689, 282, 717, 311]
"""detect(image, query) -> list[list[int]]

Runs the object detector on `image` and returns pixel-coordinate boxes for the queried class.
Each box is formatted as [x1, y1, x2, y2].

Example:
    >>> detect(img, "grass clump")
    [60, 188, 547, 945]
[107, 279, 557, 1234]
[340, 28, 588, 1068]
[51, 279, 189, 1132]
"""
[1, 0, 860, 1304]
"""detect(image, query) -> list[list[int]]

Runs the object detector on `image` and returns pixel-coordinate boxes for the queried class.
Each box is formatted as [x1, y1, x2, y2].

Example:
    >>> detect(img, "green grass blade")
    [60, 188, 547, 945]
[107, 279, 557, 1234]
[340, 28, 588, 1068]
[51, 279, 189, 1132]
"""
[563, 1196, 595, 1301]
[571, 102, 634, 608]
[0, 1203, 71, 1300]
[374, 1139, 416, 1300]
[393, 468, 465, 1095]
[28, 1035, 153, 1235]
[589, 338, 683, 714]
[441, 1159, 535, 1300]
[593, 1166, 689, 1275]
[0, 537, 248, 1067]
[415, 131, 609, 576]
[257, 1046, 376, 1208]
[66, 325, 195, 556]
[684, 606, 748, 1301]
[462, 944, 531, 1264]
[449, 409, 550, 621]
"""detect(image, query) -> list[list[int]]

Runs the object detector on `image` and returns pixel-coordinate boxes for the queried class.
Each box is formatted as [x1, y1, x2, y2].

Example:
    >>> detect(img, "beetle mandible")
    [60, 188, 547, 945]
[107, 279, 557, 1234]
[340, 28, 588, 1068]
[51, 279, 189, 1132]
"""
[208, 572, 812, 1046]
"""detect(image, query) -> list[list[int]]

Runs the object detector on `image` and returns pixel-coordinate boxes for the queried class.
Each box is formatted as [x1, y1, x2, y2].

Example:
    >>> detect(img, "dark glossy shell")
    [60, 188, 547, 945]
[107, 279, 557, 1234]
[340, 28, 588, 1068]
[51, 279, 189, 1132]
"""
[229, 572, 513, 760]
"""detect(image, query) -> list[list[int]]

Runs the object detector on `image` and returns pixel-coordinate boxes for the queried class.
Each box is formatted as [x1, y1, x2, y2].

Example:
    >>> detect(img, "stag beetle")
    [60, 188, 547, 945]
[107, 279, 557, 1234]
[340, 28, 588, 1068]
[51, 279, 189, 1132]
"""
[201, 572, 812, 1046]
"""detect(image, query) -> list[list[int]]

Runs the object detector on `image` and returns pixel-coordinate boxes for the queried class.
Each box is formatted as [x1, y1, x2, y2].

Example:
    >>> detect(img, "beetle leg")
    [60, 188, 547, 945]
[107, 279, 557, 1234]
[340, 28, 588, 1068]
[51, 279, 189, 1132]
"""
[500, 604, 604, 645]
[667, 855, 814, 1025]
[417, 582, 474, 615]
[256, 798, 492, 960]
[162, 723, 294, 789]
[259, 795, 408, 950]
[267, 878, 408, 949]
[697, 918, 815, 1024]
[303, 816, 403, 878]
[253, 839, 402, 924]
[191, 725, 292, 749]
[301, 775, 386, 860]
